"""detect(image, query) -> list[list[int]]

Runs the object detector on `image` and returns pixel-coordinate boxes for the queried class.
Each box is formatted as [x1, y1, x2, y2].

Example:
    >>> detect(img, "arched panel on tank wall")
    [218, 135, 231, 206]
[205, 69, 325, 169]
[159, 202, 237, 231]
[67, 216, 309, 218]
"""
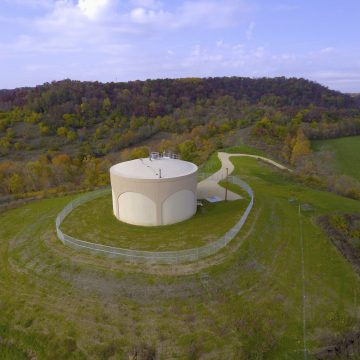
[118, 192, 157, 226]
[162, 190, 196, 225]
[112, 189, 117, 217]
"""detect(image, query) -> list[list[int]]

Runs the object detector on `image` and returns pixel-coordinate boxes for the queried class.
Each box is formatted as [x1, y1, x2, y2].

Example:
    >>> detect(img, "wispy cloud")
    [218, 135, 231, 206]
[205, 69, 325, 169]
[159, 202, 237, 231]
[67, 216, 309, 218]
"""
[126, 0, 251, 29]
[0, 0, 359, 92]
[175, 0, 250, 28]
[5, 0, 53, 8]
[129, 7, 171, 25]
[246, 21, 255, 40]
[78, 0, 112, 20]
[309, 71, 360, 81]
[3, 0, 253, 60]
[130, 0, 162, 9]
[275, 3, 300, 11]
[320, 47, 334, 54]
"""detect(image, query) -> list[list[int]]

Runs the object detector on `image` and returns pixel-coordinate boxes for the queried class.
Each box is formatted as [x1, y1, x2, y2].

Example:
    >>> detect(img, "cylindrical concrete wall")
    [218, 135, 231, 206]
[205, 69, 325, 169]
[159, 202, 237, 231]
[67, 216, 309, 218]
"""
[110, 158, 198, 226]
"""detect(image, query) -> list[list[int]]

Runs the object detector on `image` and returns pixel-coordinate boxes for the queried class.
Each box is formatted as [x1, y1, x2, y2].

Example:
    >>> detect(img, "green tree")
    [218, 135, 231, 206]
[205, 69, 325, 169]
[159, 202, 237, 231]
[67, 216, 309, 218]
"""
[0, 138, 11, 155]
[178, 140, 197, 162]
[39, 123, 50, 136]
[6, 128, 14, 139]
[129, 146, 149, 160]
[102, 97, 111, 113]
[57, 127, 68, 137]
[290, 128, 311, 165]
[67, 130, 77, 142]
[7, 173, 24, 194]
[25, 112, 42, 124]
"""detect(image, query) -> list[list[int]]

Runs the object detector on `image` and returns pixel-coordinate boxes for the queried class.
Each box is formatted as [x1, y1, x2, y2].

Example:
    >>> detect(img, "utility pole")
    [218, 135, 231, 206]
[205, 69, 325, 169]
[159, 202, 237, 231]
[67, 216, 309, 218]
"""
[225, 167, 228, 201]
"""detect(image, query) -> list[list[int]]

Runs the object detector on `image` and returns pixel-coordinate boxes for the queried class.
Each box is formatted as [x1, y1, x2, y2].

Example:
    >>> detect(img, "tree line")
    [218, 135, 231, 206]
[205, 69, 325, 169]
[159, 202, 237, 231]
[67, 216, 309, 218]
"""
[0, 76, 359, 199]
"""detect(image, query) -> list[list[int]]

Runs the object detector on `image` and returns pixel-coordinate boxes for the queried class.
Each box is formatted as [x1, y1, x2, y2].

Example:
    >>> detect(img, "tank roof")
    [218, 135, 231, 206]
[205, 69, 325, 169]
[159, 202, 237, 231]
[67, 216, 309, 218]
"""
[110, 157, 198, 180]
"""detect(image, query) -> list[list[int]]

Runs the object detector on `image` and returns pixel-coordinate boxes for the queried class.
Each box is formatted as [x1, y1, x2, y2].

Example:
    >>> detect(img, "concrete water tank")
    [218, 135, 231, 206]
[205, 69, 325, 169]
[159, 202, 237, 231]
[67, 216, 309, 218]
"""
[110, 155, 198, 226]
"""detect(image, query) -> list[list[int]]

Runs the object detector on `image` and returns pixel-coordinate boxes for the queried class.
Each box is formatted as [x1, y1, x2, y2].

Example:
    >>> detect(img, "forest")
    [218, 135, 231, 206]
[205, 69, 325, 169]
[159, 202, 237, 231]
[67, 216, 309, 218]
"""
[0, 76, 360, 201]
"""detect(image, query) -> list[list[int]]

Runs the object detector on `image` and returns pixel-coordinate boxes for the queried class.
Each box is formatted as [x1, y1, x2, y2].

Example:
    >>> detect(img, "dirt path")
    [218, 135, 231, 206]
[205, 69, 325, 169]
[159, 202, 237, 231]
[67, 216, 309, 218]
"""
[197, 152, 291, 200]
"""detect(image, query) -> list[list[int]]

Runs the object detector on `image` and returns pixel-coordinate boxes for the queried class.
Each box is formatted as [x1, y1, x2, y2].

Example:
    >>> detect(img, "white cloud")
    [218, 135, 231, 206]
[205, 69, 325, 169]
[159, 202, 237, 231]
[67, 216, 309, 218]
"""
[272, 53, 297, 61]
[320, 47, 334, 54]
[130, 7, 170, 24]
[25, 0, 252, 41]
[232, 43, 245, 54]
[36, 1, 85, 31]
[0, 15, 28, 25]
[2, 0, 357, 92]
[130, 0, 162, 8]
[127, 0, 250, 29]
[78, 0, 110, 19]
[216, 40, 224, 48]
[176, 0, 250, 28]
[254, 46, 264, 58]
[309, 71, 360, 81]
[36, 0, 114, 34]
[182, 42, 257, 70]
[246, 21, 255, 41]
[0, 1, 132, 58]
[5, 0, 53, 8]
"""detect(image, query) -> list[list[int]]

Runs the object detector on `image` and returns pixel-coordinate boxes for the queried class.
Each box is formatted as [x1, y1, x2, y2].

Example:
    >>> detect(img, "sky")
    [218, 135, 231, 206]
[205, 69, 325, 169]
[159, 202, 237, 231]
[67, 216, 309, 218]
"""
[0, 0, 359, 92]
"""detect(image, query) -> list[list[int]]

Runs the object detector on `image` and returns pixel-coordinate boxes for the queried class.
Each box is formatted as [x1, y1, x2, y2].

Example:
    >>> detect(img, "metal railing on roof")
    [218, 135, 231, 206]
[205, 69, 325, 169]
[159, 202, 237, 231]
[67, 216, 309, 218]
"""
[149, 151, 180, 160]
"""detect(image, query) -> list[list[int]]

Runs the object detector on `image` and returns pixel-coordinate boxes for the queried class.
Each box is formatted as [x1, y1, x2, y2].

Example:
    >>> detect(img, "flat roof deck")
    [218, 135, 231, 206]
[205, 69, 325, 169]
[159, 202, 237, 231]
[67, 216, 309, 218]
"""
[110, 157, 198, 180]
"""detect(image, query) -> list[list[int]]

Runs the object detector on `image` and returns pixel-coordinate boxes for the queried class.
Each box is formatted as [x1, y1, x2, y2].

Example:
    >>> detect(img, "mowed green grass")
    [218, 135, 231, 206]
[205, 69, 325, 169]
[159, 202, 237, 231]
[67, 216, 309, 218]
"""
[0, 154, 360, 358]
[60, 194, 247, 250]
[312, 136, 360, 181]
[197, 150, 222, 176]
[197, 143, 265, 177]
[227, 158, 360, 355]
[223, 144, 266, 156]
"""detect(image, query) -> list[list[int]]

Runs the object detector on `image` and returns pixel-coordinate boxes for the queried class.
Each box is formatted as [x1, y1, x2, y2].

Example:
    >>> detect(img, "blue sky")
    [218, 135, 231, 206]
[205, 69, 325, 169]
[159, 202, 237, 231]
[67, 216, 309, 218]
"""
[1, 0, 359, 92]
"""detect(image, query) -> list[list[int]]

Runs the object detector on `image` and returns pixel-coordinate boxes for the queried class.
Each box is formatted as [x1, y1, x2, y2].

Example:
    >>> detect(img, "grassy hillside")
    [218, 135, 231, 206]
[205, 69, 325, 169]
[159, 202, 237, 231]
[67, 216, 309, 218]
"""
[1, 154, 360, 358]
[312, 136, 360, 181]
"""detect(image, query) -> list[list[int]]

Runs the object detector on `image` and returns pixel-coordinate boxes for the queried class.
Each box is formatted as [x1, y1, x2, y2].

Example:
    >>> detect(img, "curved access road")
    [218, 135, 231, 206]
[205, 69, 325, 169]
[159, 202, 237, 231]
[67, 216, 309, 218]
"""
[197, 152, 291, 200]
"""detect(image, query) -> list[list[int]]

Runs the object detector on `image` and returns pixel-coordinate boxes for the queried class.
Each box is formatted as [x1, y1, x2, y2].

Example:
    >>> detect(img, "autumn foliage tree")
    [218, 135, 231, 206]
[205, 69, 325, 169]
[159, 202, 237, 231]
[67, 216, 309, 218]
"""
[290, 128, 311, 165]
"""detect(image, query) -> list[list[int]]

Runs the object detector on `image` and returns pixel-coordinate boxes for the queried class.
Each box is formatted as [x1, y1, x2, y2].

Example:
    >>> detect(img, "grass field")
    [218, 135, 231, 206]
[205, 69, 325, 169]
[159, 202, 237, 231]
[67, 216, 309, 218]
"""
[60, 195, 247, 250]
[197, 143, 266, 176]
[222, 144, 266, 156]
[197, 151, 222, 175]
[1, 153, 360, 358]
[312, 135, 360, 181]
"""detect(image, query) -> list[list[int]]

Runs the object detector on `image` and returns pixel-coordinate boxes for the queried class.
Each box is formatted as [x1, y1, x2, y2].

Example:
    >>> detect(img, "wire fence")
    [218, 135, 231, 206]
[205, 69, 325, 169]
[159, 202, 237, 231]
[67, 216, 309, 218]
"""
[55, 175, 254, 264]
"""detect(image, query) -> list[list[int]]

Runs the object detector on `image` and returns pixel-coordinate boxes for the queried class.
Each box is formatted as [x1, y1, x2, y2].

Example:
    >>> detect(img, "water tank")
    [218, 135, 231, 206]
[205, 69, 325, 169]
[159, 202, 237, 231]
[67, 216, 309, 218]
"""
[110, 156, 198, 226]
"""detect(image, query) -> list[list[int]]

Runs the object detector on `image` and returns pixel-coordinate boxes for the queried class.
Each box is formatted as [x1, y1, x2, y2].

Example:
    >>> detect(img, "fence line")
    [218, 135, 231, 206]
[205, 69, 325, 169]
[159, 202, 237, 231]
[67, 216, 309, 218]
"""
[55, 175, 254, 264]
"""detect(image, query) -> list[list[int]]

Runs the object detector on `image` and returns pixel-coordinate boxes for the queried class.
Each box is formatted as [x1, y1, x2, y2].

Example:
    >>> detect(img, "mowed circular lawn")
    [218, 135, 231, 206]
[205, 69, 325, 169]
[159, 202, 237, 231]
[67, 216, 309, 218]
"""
[60, 193, 247, 251]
